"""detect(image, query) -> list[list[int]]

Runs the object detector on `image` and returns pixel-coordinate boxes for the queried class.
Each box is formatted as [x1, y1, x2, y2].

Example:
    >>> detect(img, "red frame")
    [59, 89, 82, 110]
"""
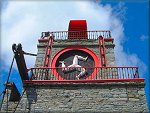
[104, 38, 114, 42]
[24, 78, 145, 84]
[51, 46, 100, 80]
[98, 36, 107, 66]
[38, 39, 49, 42]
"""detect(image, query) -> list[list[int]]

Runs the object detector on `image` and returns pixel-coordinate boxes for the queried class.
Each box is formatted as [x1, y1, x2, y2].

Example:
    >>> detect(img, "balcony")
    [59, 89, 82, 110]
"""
[24, 66, 144, 83]
[40, 30, 111, 40]
[23, 30, 144, 83]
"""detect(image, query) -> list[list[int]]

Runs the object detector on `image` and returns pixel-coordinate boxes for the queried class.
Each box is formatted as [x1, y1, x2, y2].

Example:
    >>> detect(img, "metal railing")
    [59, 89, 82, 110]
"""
[28, 66, 139, 80]
[41, 30, 111, 40]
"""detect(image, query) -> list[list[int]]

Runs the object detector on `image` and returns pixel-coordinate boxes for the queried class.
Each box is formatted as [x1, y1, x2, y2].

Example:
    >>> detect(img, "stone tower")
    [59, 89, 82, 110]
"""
[1, 20, 148, 113]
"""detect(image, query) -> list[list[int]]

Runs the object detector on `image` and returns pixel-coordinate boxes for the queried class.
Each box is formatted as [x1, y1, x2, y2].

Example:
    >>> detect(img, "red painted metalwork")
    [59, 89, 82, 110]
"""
[43, 36, 54, 67]
[28, 66, 140, 81]
[68, 20, 88, 39]
[104, 38, 114, 42]
[51, 46, 100, 80]
[98, 36, 107, 66]
[29, 66, 139, 69]
[41, 30, 111, 40]
[23, 78, 144, 84]
[38, 39, 49, 42]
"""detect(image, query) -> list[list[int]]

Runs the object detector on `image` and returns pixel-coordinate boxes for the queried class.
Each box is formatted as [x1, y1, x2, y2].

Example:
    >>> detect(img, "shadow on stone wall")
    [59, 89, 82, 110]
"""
[26, 87, 37, 112]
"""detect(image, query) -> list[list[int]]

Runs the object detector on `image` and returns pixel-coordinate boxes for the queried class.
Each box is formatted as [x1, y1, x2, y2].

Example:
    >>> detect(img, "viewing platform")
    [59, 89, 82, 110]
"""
[23, 66, 144, 84]
[40, 30, 111, 40]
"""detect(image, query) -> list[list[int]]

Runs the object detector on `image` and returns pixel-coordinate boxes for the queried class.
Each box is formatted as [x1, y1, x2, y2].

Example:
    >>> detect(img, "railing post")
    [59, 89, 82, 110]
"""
[135, 67, 139, 78]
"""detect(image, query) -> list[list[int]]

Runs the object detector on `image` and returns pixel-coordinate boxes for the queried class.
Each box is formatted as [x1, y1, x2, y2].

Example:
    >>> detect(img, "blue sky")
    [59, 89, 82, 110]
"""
[0, 0, 149, 111]
[101, 0, 149, 107]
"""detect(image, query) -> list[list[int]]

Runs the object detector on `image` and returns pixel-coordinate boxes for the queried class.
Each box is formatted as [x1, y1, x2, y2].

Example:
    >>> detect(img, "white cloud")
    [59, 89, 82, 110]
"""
[1, 1, 147, 76]
[140, 35, 148, 41]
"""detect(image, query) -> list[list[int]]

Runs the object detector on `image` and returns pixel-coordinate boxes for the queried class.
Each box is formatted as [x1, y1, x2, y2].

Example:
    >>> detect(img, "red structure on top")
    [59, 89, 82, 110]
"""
[68, 20, 88, 39]
[11, 20, 143, 83]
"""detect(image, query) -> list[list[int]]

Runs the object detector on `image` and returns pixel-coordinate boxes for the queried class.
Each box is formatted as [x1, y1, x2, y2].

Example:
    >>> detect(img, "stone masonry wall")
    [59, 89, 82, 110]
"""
[35, 39, 116, 67]
[52, 39, 100, 61]
[35, 41, 46, 67]
[104, 39, 116, 66]
[1, 82, 148, 113]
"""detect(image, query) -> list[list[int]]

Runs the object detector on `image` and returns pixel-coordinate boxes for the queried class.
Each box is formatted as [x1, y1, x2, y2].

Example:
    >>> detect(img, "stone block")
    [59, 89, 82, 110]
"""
[2, 86, 148, 113]
[138, 90, 145, 95]
[129, 98, 140, 101]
